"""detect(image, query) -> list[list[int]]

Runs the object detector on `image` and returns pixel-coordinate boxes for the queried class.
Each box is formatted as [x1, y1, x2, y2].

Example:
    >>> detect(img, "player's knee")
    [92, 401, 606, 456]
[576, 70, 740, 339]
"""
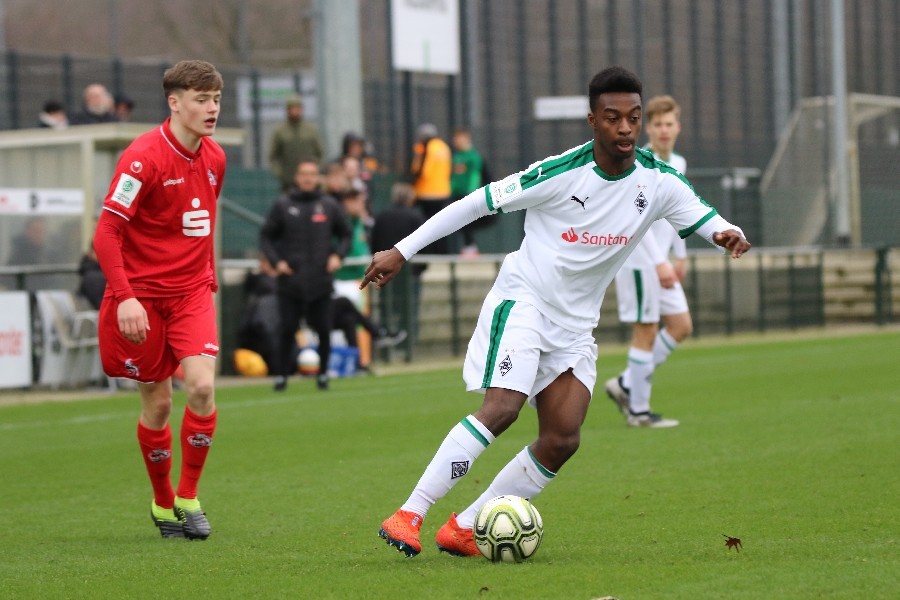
[142, 397, 173, 427]
[538, 431, 581, 471]
[185, 377, 214, 403]
[558, 432, 581, 461]
[541, 430, 581, 463]
[668, 316, 693, 341]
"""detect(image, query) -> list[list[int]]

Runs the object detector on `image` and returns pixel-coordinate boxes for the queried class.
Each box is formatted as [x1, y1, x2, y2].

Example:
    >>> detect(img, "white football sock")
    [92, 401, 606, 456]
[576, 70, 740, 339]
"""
[626, 347, 655, 414]
[401, 415, 494, 517]
[621, 366, 632, 390]
[653, 328, 679, 367]
[456, 446, 555, 529]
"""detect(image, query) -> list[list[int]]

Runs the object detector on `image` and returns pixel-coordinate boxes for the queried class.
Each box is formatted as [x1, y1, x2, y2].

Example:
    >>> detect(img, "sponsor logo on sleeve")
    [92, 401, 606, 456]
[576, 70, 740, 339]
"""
[490, 175, 524, 208]
[111, 174, 142, 209]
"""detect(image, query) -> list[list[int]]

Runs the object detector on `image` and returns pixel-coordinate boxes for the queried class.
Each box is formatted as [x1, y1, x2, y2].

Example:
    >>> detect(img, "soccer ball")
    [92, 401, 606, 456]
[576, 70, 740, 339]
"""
[296, 347, 319, 375]
[473, 495, 543, 563]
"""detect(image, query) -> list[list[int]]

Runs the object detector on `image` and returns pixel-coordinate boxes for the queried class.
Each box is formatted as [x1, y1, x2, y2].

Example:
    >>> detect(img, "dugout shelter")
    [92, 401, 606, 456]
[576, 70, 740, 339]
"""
[0, 123, 243, 389]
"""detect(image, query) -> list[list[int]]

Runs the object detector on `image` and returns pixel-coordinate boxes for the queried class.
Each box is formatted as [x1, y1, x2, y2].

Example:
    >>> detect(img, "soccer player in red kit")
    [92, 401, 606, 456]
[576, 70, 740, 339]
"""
[93, 60, 226, 540]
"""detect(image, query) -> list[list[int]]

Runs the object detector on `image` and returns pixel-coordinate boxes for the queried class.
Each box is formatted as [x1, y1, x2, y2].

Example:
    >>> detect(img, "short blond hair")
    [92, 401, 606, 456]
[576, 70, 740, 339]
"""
[645, 95, 681, 122]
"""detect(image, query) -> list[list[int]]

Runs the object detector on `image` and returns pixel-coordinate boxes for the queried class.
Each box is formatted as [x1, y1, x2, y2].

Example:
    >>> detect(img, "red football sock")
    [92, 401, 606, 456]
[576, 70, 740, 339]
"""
[176, 407, 217, 500]
[137, 421, 175, 509]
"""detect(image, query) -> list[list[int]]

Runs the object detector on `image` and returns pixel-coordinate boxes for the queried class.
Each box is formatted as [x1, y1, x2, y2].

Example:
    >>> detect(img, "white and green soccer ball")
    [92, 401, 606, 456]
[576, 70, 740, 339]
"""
[473, 495, 543, 563]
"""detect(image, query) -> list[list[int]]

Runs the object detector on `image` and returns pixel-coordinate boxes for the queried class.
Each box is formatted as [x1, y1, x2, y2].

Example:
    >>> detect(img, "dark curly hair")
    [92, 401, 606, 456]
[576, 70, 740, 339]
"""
[588, 66, 643, 111]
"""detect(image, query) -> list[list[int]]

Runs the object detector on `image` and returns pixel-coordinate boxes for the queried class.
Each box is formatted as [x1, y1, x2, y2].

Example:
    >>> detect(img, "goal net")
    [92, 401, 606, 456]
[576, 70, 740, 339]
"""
[759, 93, 900, 247]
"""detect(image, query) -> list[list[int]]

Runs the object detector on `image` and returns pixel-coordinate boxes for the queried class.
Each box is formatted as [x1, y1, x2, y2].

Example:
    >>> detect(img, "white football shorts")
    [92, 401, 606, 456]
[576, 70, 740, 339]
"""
[463, 290, 598, 405]
[614, 267, 689, 323]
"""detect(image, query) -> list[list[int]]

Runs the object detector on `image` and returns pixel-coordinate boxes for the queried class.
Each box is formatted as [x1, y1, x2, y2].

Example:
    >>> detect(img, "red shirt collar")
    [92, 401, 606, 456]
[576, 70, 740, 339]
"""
[160, 117, 202, 161]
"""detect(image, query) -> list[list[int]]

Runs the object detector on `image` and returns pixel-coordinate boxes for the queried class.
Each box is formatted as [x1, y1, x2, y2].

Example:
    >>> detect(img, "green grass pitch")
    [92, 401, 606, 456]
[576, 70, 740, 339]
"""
[1, 329, 897, 599]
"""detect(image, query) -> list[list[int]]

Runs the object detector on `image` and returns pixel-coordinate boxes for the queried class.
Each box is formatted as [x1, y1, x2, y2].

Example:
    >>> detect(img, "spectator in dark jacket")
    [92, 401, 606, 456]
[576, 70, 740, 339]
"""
[259, 159, 352, 392]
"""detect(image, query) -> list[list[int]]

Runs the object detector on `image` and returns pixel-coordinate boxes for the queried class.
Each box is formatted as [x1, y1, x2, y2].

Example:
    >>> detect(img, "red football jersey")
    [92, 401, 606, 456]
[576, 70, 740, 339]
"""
[97, 118, 226, 298]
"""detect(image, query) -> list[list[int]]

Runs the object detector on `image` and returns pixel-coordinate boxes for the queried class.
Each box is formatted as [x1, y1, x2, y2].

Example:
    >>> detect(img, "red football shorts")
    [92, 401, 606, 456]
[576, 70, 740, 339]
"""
[99, 287, 219, 383]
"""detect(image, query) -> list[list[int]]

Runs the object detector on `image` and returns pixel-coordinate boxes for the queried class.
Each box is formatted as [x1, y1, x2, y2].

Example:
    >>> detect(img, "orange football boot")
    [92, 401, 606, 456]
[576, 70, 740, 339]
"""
[435, 513, 479, 557]
[378, 509, 423, 557]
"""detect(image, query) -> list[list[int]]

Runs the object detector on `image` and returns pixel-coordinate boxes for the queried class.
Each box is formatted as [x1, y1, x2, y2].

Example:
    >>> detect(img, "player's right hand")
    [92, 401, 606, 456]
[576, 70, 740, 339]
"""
[712, 229, 751, 258]
[117, 297, 150, 344]
[360, 247, 406, 290]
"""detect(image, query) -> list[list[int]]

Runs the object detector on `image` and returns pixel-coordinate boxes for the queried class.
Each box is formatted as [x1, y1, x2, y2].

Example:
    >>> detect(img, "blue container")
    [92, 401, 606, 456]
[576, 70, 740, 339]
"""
[327, 346, 359, 378]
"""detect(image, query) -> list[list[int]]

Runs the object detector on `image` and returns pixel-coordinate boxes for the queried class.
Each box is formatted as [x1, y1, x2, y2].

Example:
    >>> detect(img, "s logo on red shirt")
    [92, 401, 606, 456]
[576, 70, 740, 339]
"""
[183, 198, 211, 237]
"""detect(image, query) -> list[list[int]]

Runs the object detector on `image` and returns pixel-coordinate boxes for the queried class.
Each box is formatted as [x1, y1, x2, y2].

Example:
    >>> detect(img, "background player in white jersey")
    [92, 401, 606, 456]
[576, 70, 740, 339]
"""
[606, 95, 695, 428]
[361, 67, 751, 558]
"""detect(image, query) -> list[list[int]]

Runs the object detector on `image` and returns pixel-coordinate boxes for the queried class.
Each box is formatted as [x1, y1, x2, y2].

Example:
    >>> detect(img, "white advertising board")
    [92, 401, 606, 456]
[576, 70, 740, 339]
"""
[0, 188, 84, 215]
[391, 0, 460, 74]
[534, 96, 591, 120]
[0, 292, 32, 388]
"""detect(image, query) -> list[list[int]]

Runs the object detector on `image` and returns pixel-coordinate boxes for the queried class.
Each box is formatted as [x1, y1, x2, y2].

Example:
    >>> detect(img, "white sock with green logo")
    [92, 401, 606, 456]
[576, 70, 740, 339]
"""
[401, 415, 494, 517]
[456, 446, 555, 529]
[627, 347, 655, 414]
[653, 328, 678, 367]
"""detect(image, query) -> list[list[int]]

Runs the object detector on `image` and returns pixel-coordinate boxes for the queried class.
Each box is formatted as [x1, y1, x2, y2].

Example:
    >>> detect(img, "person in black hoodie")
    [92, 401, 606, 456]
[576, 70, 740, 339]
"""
[260, 158, 352, 391]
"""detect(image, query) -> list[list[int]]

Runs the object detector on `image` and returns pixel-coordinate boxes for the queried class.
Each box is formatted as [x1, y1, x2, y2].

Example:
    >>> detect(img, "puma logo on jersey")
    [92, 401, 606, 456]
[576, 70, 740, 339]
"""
[183, 197, 211, 237]
[570, 195, 587, 209]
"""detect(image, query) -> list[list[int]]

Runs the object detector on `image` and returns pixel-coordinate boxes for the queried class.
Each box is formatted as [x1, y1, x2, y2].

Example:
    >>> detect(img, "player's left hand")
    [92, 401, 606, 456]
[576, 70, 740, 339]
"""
[672, 258, 687, 282]
[712, 229, 751, 258]
[326, 253, 343, 274]
[360, 247, 406, 289]
[656, 261, 677, 288]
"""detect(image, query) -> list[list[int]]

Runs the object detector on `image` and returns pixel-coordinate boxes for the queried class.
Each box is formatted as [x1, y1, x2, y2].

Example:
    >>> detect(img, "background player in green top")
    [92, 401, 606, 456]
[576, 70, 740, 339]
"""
[451, 127, 489, 256]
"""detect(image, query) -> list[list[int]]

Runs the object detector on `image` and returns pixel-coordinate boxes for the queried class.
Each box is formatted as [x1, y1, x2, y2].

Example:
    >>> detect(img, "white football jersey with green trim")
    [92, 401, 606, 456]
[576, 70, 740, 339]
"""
[484, 142, 728, 332]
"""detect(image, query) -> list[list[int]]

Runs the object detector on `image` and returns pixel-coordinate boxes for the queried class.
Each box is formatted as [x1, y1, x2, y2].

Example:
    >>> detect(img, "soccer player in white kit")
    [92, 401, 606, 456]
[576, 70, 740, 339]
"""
[362, 67, 751, 558]
[606, 95, 694, 428]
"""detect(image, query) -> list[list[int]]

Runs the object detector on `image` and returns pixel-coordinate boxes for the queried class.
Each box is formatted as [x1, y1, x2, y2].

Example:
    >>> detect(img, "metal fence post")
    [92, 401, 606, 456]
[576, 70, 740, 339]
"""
[757, 252, 767, 331]
[724, 253, 734, 335]
[874, 247, 889, 325]
[62, 53, 74, 113]
[449, 261, 460, 356]
[815, 249, 825, 325]
[6, 49, 18, 129]
[689, 254, 700, 337]
[250, 68, 262, 169]
[788, 251, 797, 328]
